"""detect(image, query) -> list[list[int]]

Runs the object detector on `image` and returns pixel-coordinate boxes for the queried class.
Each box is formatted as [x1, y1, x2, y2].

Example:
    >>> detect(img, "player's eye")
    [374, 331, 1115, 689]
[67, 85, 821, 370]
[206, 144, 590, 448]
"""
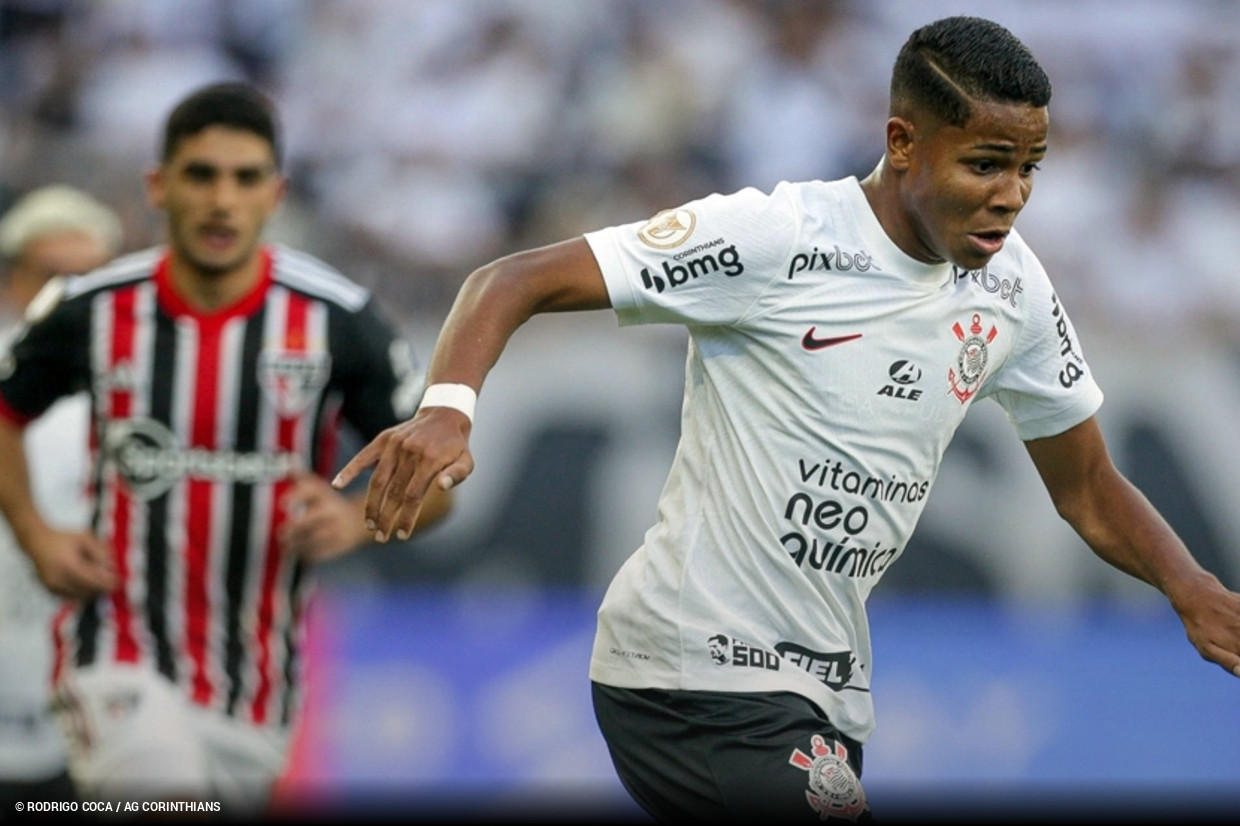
[236, 168, 266, 186]
[183, 164, 216, 183]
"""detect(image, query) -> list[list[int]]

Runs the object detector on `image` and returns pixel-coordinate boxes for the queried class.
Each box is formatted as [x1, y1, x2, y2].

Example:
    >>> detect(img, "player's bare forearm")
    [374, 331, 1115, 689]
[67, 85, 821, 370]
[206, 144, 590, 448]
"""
[0, 414, 117, 597]
[1026, 417, 1240, 677]
[0, 414, 44, 552]
[1027, 419, 1201, 590]
[334, 238, 611, 542]
[423, 237, 612, 389]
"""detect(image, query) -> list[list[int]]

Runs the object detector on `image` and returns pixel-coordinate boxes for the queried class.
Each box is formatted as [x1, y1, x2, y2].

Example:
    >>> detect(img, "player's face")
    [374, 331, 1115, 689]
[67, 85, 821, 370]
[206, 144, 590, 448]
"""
[897, 100, 1048, 270]
[146, 126, 285, 280]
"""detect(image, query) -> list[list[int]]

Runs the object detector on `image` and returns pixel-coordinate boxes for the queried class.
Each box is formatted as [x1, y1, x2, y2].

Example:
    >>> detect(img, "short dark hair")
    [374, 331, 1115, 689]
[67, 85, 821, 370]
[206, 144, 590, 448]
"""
[890, 16, 1051, 127]
[161, 82, 282, 168]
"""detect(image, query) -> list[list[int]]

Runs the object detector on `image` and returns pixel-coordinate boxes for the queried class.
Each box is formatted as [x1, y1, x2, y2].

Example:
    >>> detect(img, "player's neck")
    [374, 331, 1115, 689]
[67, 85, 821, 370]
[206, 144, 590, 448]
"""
[859, 160, 939, 266]
[167, 251, 264, 313]
[859, 160, 904, 249]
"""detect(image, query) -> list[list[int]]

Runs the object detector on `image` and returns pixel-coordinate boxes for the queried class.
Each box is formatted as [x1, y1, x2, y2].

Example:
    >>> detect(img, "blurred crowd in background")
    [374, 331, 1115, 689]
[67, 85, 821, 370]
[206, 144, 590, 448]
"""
[4, 0, 1240, 601]
[6, 0, 1240, 341]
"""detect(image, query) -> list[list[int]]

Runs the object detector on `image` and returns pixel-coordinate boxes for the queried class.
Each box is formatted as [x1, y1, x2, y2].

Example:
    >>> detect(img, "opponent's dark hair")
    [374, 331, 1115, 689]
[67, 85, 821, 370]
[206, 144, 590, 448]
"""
[161, 82, 282, 168]
[890, 16, 1051, 126]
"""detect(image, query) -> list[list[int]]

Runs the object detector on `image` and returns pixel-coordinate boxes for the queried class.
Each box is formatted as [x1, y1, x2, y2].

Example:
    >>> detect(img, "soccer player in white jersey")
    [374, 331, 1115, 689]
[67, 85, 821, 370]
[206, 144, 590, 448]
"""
[0, 83, 453, 817]
[335, 16, 1240, 822]
[0, 185, 122, 814]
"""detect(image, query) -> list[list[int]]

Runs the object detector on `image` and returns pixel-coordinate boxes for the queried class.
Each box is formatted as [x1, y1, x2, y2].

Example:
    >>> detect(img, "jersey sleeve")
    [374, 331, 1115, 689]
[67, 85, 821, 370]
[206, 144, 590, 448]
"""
[0, 279, 91, 425]
[330, 297, 424, 441]
[584, 185, 798, 328]
[983, 248, 1104, 440]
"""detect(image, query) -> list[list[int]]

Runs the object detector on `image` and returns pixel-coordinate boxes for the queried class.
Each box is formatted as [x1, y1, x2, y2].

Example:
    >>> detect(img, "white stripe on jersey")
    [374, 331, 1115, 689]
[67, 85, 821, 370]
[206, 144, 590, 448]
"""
[64, 249, 163, 300]
[125, 284, 158, 666]
[270, 244, 370, 311]
[168, 315, 199, 695]
[202, 317, 249, 713]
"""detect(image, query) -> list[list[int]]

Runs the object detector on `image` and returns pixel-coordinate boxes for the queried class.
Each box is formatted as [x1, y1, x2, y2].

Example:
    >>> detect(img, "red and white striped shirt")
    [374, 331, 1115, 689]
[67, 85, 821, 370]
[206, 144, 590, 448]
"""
[0, 244, 422, 728]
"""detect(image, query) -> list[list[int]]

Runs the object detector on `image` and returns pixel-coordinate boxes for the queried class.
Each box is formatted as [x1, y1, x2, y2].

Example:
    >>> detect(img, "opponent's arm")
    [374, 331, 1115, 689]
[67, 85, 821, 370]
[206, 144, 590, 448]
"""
[1025, 416, 1240, 677]
[333, 237, 611, 542]
[0, 413, 117, 598]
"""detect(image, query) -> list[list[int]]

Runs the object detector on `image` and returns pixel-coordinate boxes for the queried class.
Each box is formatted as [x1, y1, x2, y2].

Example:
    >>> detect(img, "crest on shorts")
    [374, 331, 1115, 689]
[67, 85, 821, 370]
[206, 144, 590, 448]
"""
[947, 313, 998, 403]
[788, 734, 867, 821]
[258, 350, 331, 416]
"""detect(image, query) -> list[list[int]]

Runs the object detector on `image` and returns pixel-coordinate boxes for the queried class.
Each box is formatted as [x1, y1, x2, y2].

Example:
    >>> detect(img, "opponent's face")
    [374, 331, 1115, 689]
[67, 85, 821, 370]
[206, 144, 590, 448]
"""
[17, 231, 112, 282]
[146, 126, 285, 279]
[8, 230, 113, 310]
[891, 100, 1048, 270]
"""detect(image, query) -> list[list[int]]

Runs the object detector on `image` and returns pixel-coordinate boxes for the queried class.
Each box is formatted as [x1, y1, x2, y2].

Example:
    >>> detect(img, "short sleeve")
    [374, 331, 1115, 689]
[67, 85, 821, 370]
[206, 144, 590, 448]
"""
[984, 253, 1104, 440]
[584, 186, 799, 328]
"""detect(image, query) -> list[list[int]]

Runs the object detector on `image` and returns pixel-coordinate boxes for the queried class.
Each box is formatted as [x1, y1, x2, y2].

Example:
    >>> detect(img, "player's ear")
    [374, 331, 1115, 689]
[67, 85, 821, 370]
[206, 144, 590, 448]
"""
[885, 117, 915, 172]
[143, 164, 167, 210]
[272, 174, 289, 206]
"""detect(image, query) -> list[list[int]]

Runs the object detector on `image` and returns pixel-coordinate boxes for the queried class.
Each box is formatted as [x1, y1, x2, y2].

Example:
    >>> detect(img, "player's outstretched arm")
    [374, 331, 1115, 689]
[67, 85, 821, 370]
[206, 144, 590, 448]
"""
[333, 237, 612, 542]
[280, 470, 451, 563]
[1025, 416, 1240, 678]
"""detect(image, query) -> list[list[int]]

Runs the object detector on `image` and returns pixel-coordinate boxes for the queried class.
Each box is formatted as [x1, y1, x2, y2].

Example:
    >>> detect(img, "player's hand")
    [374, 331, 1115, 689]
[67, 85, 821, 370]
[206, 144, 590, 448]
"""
[25, 527, 118, 600]
[332, 407, 474, 543]
[279, 471, 371, 563]
[1169, 572, 1240, 679]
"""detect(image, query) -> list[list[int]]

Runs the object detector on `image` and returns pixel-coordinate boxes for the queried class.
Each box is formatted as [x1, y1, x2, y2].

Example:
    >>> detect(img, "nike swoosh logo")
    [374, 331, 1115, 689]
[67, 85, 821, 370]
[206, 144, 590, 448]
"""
[802, 328, 863, 351]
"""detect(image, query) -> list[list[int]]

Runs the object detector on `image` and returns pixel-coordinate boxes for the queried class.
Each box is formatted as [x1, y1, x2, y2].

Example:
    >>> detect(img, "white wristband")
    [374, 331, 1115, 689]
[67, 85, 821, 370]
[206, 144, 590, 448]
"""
[417, 382, 477, 423]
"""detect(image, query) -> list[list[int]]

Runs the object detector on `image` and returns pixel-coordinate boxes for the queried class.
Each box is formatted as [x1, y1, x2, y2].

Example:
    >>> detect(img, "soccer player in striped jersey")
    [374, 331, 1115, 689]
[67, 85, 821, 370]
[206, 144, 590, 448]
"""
[0, 82, 452, 816]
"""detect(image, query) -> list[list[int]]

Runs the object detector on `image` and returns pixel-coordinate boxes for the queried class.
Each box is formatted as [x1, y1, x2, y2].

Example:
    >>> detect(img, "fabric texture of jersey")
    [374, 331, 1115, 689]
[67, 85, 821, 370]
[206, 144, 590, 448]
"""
[583, 177, 1104, 744]
[0, 244, 423, 731]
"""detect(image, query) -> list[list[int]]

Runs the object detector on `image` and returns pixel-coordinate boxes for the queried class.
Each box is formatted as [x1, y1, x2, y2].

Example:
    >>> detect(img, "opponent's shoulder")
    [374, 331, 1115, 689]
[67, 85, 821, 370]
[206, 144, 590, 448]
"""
[267, 243, 371, 312]
[62, 247, 162, 300]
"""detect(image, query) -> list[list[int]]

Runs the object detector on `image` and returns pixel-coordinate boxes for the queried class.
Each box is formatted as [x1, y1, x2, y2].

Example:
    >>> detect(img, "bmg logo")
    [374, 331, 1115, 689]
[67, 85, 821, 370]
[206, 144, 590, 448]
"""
[640, 245, 744, 293]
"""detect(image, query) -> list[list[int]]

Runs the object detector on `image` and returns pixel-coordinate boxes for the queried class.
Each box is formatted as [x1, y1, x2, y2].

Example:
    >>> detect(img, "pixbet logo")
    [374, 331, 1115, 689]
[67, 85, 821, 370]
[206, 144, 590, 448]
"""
[954, 265, 1023, 307]
[787, 245, 878, 279]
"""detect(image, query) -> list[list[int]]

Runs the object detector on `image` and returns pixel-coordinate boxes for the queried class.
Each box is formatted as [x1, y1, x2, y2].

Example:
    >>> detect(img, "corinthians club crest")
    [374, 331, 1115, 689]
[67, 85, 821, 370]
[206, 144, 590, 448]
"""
[948, 313, 998, 403]
[788, 734, 867, 820]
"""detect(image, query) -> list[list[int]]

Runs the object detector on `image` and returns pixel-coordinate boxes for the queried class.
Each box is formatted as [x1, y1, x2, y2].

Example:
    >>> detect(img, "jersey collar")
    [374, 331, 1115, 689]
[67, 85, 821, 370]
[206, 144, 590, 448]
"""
[155, 246, 274, 324]
[845, 177, 954, 288]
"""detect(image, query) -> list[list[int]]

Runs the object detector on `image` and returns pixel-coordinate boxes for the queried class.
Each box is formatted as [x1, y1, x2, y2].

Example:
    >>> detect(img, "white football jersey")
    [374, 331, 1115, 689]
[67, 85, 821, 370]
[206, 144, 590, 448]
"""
[0, 391, 90, 778]
[584, 177, 1103, 744]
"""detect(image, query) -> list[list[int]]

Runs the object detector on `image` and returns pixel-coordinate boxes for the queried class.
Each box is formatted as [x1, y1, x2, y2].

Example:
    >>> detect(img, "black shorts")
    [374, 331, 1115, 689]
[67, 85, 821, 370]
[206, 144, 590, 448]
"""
[592, 682, 872, 824]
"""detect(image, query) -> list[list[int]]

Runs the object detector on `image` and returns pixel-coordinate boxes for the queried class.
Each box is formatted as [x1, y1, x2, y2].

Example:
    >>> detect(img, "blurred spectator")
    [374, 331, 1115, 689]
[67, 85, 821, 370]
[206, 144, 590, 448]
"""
[714, 0, 884, 191]
[1143, 31, 1240, 181]
[0, 183, 123, 813]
